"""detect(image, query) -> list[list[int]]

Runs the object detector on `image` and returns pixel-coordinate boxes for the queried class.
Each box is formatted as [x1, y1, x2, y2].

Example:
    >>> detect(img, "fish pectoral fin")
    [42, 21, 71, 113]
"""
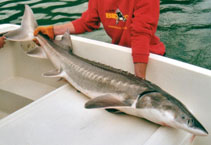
[42, 68, 66, 78]
[85, 95, 129, 109]
[26, 46, 47, 59]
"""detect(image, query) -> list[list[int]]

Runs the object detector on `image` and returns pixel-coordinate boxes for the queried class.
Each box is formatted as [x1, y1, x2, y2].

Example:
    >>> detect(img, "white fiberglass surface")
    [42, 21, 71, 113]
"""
[0, 89, 32, 119]
[0, 39, 65, 119]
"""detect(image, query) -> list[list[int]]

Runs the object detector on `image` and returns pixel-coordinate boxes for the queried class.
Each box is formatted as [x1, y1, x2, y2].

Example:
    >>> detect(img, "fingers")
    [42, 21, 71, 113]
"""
[34, 26, 48, 36]
[33, 38, 40, 46]
[134, 63, 147, 79]
[34, 26, 42, 36]
[0, 36, 6, 48]
[34, 26, 54, 40]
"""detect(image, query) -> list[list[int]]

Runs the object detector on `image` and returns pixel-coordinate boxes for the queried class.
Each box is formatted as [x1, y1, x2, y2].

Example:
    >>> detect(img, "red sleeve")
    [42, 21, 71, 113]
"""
[72, 0, 101, 34]
[130, 0, 160, 63]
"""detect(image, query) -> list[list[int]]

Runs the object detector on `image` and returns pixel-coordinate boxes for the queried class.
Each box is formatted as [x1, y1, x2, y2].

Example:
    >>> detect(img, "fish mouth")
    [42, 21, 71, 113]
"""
[192, 119, 209, 136]
[189, 128, 208, 136]
[182, 117, 208, 136]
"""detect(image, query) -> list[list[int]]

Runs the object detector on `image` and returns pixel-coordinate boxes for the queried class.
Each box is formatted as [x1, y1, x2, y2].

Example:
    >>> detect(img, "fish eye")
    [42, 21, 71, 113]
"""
[181, 115, 186, 120]
[187, 119, 194, 125]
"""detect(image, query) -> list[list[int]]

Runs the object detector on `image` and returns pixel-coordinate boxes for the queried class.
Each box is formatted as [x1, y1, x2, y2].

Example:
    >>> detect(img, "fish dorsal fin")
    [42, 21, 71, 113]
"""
[26, 46, 47, 59]
[4, 5, 37, 41]
[54, 29, 73, 52]
[61, 30, 72, 46]
[85, 95, 130, 109]
[42, 68, 66, 78]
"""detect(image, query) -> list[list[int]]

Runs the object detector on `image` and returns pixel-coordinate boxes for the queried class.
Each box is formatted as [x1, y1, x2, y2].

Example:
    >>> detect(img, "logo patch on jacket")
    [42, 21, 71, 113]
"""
[115, 8, 126, 24]
[105, 8, 128, 24]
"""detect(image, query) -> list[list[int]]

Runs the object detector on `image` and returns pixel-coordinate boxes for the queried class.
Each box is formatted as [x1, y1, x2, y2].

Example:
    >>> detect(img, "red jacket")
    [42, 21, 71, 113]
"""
[72, 0, 165, 63]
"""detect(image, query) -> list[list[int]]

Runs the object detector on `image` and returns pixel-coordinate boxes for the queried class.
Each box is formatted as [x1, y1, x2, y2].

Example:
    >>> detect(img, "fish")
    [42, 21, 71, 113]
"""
[4, 5, 208, 136]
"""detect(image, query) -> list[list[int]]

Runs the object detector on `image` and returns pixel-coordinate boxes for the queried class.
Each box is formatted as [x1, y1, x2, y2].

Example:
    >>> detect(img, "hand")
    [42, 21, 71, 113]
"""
[34, 25, 54, 40]
[33, 38, 40, 46]
[134, 63, 147, 79]
[0, 36, 6, 48]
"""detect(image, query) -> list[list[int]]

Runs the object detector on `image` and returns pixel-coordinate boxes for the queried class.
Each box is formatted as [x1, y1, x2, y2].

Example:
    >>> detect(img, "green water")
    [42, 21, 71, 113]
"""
[0, 0, 211, 70]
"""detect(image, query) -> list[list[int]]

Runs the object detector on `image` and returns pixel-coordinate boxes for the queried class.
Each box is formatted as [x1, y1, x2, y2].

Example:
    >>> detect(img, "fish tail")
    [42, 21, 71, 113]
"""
[4, 5, 38, 41]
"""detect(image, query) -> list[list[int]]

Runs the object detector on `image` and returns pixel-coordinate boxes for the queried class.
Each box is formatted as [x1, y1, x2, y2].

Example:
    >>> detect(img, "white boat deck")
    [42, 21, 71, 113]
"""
[0, 84, 193, 145]
[0, 24, 210, 145]
[0, 76, 57, 100]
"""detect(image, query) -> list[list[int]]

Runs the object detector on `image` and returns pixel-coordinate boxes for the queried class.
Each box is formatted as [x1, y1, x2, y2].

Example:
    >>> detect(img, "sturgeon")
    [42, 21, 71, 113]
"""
[4, 5, 208, 136]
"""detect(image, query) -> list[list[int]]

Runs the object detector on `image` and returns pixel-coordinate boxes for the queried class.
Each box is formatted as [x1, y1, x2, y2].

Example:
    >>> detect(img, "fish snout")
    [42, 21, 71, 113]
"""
[180, 115, 208, 136]
[191, 118, 209, 136]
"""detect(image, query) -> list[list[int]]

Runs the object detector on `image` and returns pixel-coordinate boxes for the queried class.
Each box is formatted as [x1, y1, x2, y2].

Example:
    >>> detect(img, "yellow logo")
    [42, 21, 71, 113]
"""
[105, 13, 128, 21]
[105, 8, 128, 30]
[105, 8, 128, 24]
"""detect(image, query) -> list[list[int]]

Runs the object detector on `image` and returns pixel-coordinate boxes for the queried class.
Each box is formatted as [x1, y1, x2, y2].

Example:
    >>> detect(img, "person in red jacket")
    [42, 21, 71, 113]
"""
[1, 0, 165, 79]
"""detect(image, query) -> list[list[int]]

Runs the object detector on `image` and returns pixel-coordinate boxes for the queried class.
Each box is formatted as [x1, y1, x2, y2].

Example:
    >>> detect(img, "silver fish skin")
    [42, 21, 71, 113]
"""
[4, 5, 208, 136]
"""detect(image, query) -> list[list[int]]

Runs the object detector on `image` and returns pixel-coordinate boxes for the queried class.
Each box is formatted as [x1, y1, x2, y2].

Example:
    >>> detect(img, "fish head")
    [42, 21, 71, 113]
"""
[136, 92, 208, 136]
[174, 106, 208, 136]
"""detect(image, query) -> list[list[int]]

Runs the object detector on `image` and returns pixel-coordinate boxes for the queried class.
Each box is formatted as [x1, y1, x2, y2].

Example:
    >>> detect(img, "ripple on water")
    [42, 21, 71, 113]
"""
[1, 3, 17, 8]
[52, 15, 70, 21]
[0, 10, 21, 20]
[52, 2, 88, 14]
[31, 2, 67, 9]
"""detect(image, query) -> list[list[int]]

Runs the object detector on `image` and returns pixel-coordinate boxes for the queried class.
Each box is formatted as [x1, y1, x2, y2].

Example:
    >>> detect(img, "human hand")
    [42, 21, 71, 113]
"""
[32, 38, 40, 46]
[34, 25, 54, 40]
[134, 63, 147, 79]
[0, 36, 6, 49]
